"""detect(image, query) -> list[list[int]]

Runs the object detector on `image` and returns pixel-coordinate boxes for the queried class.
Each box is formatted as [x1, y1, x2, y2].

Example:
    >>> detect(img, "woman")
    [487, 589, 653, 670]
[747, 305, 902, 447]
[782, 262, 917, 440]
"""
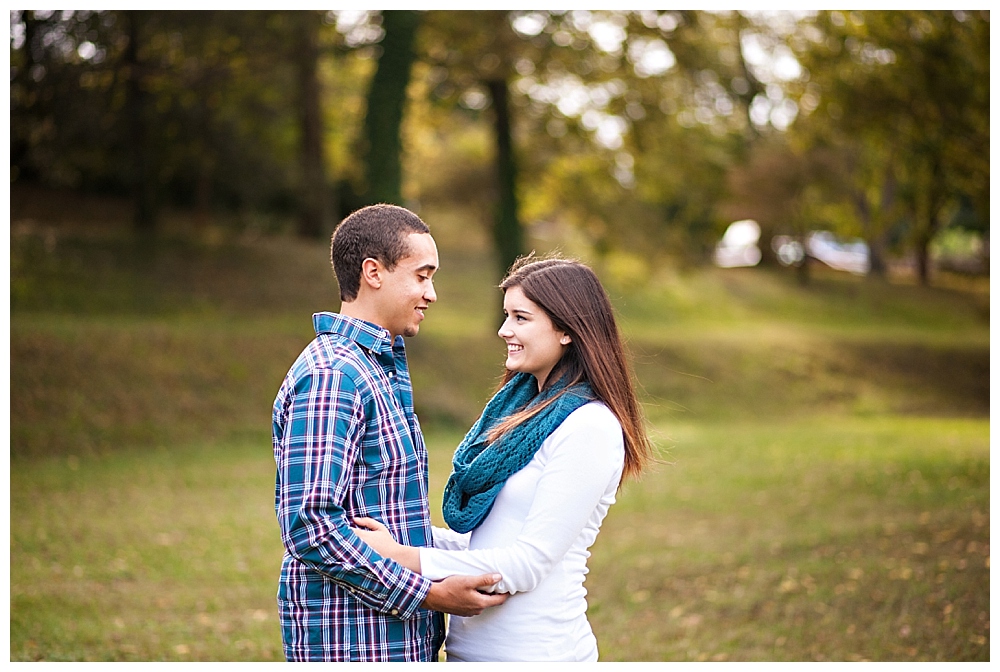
[355, 256, 653, 662]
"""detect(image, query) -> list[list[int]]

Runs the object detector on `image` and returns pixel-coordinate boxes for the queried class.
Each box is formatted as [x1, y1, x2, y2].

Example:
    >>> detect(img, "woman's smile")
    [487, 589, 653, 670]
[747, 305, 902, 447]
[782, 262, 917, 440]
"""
[498, 286, 570, 388]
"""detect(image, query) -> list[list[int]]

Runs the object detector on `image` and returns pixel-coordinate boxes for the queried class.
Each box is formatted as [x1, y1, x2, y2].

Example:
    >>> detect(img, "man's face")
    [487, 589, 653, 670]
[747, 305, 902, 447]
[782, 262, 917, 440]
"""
[377, 232, 439, 338]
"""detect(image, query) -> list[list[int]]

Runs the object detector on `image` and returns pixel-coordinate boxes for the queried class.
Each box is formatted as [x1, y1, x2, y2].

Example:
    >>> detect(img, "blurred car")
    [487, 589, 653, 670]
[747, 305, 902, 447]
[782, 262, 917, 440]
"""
[771, 231, 869, 275]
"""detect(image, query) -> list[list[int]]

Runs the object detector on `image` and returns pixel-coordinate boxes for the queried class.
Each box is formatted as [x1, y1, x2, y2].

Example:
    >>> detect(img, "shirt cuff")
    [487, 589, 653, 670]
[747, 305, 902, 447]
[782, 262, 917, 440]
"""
[376, 559, 435, 619]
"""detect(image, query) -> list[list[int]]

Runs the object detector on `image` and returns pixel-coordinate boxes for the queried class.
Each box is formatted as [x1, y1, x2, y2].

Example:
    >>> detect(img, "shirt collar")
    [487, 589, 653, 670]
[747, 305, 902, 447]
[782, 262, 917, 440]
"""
[313, 311, 398, 355]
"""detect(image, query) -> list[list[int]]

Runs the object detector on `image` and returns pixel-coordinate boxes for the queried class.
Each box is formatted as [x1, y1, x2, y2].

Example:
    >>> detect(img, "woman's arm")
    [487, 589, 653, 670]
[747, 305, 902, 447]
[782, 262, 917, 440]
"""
[351, 523, 471, 564]
[353, 518, 422, 573]
[355, 405, 624, 595]
[420, 405, 625, 595]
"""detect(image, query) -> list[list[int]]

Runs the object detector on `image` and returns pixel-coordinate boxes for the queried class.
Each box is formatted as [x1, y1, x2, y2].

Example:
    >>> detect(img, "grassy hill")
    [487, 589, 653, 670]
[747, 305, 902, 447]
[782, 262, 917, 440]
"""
[10, 215, 988, 457]
[9, 204, 989, 661]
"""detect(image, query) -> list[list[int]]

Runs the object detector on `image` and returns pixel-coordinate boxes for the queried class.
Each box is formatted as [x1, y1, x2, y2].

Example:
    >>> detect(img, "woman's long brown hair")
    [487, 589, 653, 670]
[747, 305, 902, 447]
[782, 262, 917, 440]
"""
[486, 256, 653, 483]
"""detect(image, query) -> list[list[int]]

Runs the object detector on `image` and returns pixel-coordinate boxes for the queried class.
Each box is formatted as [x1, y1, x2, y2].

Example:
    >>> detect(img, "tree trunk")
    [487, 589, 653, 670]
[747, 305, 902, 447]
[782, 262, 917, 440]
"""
[195, 162, 213, 229]
[363, 10, 420, 207]
[912, 199, 944, 287]
[11, 12, 40, 180]
[912, 158, 945, 287]
[755, 220, 779, 267]
[125, 11, 158, 235]
[295, 12, 330, 239]
[851, 186, 888, 280]
[915, 233, 932, 286]
[871, 163, 899, 279]
[867, 234, 888, 279]
[487, 78, 524, 280]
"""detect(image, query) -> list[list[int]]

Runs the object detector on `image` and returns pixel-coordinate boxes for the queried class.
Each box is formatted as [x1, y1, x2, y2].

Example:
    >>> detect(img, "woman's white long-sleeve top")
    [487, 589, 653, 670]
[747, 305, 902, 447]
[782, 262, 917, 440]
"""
[420, 401, 625, 662]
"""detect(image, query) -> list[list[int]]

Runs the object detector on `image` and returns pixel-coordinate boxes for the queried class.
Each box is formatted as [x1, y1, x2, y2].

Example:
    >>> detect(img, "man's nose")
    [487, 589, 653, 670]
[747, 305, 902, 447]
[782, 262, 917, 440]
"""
[425, 280, 437, 303]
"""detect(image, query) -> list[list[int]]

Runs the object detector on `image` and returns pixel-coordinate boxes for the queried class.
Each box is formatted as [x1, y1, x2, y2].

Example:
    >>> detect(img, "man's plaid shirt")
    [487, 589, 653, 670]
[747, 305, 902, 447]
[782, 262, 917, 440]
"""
[272, 312, 444, 661]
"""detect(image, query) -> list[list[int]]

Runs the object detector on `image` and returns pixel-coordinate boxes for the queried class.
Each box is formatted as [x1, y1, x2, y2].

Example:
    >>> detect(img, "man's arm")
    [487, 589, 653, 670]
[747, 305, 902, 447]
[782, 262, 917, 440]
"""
[275, 368, 432, 619]
[352, 516, 508, 615]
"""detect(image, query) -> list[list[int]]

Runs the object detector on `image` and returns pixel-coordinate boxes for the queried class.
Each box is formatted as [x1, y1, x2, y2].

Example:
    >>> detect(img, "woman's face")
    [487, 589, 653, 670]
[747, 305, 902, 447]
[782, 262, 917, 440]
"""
[498, 285, 571, 389]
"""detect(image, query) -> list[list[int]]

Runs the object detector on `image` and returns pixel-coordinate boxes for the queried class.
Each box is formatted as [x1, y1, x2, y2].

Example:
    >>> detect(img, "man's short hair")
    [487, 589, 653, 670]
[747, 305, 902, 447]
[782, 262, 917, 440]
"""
[330, 204, 431, 302]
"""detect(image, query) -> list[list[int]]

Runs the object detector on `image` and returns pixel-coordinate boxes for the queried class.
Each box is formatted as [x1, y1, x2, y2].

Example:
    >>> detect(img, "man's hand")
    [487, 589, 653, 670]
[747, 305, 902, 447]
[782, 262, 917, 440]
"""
[422, 573, 508, 617]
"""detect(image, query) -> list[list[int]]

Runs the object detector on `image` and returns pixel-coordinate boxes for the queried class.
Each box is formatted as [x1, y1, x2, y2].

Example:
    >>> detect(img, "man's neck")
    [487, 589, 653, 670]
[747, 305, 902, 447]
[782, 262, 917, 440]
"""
[339, 301, 394, 339]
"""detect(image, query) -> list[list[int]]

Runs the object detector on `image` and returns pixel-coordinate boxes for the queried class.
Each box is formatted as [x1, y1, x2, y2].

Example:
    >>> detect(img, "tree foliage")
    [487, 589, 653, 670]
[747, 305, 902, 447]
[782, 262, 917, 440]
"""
[10, 10, 989, 283]
[11, 10, 343, 233]
[786, 10, 989, 283]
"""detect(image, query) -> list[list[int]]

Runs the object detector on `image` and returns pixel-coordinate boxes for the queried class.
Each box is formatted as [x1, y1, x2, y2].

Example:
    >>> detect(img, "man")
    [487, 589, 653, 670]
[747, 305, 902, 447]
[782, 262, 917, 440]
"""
[272, 204, 506, 661]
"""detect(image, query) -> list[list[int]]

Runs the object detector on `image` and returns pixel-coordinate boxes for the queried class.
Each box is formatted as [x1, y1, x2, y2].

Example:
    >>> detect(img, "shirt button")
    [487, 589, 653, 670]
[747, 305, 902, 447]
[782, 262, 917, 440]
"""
[390, 609, 399, 616]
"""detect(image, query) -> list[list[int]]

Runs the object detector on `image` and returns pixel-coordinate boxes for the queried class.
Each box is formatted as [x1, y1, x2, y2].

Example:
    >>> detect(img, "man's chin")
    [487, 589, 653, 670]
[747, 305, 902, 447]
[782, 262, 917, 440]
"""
[402, 325, 419, 338]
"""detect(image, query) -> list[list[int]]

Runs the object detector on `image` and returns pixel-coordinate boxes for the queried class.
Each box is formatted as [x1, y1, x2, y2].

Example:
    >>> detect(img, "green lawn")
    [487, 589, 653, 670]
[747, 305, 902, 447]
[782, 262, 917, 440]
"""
[9, 418, 988, 661]
[587, 417, 989, 662]
[8, 221, 989, 661]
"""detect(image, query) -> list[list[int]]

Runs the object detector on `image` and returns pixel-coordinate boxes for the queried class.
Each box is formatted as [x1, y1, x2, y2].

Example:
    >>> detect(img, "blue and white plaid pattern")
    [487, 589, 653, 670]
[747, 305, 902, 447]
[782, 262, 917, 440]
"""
[272, 312, 444, 661]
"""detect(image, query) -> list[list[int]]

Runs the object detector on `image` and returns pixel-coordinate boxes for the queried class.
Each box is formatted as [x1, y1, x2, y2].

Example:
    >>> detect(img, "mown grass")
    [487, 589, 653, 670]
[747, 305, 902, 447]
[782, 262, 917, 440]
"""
[10, 439, 283, 661]
[8, 212, 989, 661]
[9, 419, 988, 661]
[587, 417, 989, 662]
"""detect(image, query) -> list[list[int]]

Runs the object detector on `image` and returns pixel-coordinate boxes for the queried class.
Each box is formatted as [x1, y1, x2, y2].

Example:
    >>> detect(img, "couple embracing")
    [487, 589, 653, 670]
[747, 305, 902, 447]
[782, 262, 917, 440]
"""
[271, 204, 653, 662]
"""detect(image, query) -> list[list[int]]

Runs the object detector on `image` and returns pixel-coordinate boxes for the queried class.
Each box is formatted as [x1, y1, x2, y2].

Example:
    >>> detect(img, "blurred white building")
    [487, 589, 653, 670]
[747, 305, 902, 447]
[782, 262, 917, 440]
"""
[713, 220, 762, 268]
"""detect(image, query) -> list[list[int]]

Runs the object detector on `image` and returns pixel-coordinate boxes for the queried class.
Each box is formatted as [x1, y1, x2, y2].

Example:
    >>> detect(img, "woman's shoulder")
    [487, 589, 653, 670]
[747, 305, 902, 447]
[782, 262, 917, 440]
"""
[554, 401, 624, 445]
[542, 401, 625, 474]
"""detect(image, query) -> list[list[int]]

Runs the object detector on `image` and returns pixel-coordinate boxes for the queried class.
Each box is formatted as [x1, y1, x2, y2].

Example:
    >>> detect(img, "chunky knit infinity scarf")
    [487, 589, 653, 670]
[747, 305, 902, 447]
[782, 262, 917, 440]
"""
[441, 371, 595, 534]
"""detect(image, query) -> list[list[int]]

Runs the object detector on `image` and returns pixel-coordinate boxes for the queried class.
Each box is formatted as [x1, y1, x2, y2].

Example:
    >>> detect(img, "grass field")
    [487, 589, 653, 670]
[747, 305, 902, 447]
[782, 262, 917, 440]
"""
[8, 211, 990, 661]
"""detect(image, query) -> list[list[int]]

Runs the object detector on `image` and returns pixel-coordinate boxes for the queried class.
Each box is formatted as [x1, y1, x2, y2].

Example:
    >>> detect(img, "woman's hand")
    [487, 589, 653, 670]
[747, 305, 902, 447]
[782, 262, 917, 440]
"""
[353, 517, 398, 555]
[354, 517, 421, 573]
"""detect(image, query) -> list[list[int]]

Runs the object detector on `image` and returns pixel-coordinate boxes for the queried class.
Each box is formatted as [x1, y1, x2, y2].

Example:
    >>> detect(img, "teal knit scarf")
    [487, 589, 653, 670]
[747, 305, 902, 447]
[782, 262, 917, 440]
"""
[442, 371, 595, 534]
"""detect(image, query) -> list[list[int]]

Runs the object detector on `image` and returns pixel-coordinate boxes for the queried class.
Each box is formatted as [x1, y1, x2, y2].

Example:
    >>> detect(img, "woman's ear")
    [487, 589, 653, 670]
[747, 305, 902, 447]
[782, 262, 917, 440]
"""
[560, 333, 572, 345]
[361, 258, 382, 290]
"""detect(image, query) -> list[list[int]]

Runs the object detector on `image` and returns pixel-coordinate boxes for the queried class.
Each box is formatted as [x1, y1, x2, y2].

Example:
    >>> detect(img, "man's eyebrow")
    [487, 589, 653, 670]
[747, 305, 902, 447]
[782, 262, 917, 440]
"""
[415, 263, 438, 272]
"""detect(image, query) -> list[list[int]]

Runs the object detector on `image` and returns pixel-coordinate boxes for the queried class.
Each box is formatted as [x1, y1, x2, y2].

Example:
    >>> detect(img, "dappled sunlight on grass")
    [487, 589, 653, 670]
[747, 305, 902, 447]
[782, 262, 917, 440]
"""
[10, 441, 285, 661]
[581, 417, 989, 661]
[14, 418, 986, 661]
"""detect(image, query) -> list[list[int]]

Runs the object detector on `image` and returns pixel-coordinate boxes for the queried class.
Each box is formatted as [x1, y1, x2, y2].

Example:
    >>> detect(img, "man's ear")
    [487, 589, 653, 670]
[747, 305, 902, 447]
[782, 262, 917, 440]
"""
[360, 258, 382, 290]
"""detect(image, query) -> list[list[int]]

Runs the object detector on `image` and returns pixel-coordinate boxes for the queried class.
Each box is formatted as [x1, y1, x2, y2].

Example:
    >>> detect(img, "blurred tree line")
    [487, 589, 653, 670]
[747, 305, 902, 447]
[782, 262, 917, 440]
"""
[9, 10, 989, 283]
